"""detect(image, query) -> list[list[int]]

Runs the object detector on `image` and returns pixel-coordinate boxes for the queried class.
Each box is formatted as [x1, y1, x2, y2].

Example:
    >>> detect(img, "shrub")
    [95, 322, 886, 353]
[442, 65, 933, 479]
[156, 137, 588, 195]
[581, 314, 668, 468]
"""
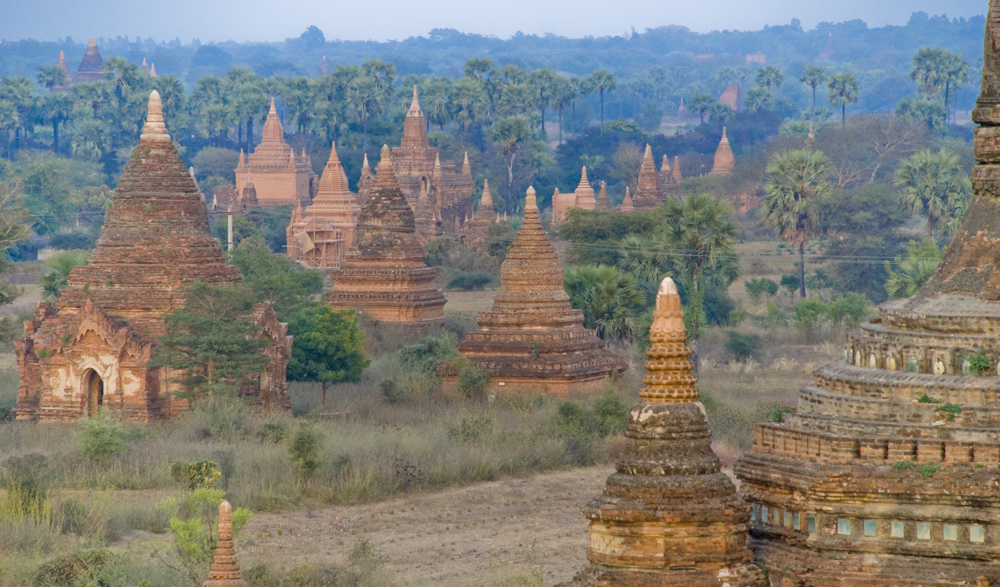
[257, 421, 289, 444]
[456, 365, 491, 398]
[30, 549, 118, 587]
[397, 333, 458, 374]
[725, 331, 761, 362]
[446, 270, 494, 291]
[77, 418, 130, 460]
[170, 461, 222, 490]
[592, 390, 629, 435]
[744, 277, 778, 303]
[967, 351, 994, 375]
[288, 423, 324, 483]
[448, 416, 494, 444]
[190, 395, 251, 440]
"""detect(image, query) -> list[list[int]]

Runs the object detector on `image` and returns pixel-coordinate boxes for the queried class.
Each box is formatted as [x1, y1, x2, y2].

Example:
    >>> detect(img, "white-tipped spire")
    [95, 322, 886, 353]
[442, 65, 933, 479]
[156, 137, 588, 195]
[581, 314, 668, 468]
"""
[526, 186, 537, 211]
[140, 91, 170, 142]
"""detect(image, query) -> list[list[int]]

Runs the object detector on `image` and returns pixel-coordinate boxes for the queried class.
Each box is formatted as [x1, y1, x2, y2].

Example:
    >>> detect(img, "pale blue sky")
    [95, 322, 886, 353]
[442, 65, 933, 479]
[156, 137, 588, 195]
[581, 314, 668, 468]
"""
[1, 0, 986, 43]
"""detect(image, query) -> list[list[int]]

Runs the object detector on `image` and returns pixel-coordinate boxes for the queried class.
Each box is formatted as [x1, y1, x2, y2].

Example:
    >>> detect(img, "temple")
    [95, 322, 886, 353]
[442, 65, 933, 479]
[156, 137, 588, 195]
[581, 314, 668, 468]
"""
[443, 186, 626, 395]
[14, 92, 290, 422]
[234, 99, 316, 208]
[360, 87, 474, 242]
[463, 180, 495, 249]
[632, 144, 663, 209]
[286, 142, 356, 269]
[564, 277, 762, 586]
[616, 187, 635, 212]
[326, 145, 445, 324]
[709, 128, 735, 176]
[74, 37, 104, 83]
[552, 167, 597, 224]
[734, 10, 1000, 584]
[202, 501, 249, 587]
[595, 181, 611, 211]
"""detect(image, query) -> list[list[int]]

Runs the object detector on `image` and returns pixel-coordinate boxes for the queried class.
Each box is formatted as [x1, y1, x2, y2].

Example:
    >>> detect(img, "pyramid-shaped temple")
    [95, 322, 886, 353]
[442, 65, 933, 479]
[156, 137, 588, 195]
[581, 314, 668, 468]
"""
[734, 9, 1000, 584]
[565, 277, 762, 586]
[74, 37, 104, 83]
[444, 187, 626, 395]
[14, 92, 290, 422]
[235, 99, 315, 208]
[326, 145, 446, 324]
[286, 141, 357, 269]
[633, 144, 663, 210]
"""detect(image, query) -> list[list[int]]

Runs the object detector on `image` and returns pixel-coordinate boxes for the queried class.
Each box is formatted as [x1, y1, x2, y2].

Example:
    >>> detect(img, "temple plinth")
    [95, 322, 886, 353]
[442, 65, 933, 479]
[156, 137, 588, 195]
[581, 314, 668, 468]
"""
[286, 142, 355, 268]
[235, 99, 315, 208]
[202, 501, 248, 587]
[74, 37, 104, 83]
[633, 144, 663, 210]
[566, 278, 762, 587]
[326, 145, 445, 325]
[734, 9, 1000, 584]
[708, 128, 735, 176]
[443, 186, 626, 395]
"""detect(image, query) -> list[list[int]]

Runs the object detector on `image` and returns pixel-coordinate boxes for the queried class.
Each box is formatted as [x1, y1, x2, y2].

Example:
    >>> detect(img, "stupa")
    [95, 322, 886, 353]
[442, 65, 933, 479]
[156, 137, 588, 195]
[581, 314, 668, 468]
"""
[14, 92, 290, 422]
[672, 156, 683, 182]
[708, 128, 735, 176]
[379, 86, 474, 240]
[238, 176, 258, 211]
[616, 187, 635, 212]
[443, 186, 626, 395]
[74, 37, 104, 83]
[565, 277, 762, 586]
[595, 181, 611, 211]
[464, 180, 495, 249]
[235, 99, 315, 207]
[659, 155, 674, 188]
[633, 144, 663, 210]
[286, 142, 356, 269]
[49, 50, 71, 91]
[735, 10, 1000, 584]
[552, 167, 597, 224]
[326, 145, 445, 324]
[202, 501, 248, 587]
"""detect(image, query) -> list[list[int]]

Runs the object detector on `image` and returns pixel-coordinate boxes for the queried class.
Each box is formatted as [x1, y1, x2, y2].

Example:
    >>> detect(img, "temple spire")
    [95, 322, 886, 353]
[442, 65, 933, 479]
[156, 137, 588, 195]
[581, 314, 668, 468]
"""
[140, 91, 170, 142]
[202, 501, 248, 587]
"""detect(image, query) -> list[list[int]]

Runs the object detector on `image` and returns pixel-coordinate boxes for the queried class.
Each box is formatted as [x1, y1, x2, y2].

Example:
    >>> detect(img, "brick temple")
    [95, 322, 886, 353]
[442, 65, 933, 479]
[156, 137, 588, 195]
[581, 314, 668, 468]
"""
[14, 92, 290, 422]
[564, 277, 762, 586]
[462, 179, 496, 250]
[286, 141, 357, 269]
[235, 99, 316, 208]
[443, 186, 625, 395]
[552, 166, 597, 225]
[632, 144, 664, 210]
[73, 37, 104, 83]
[326, 145, 445, 324]
[734, 9, 1000, 584]
[708, 128, 735, 177]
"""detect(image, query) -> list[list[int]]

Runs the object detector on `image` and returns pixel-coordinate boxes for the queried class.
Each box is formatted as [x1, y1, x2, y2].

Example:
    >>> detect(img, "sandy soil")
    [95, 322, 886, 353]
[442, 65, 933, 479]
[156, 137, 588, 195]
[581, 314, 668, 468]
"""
[240, 466, 613, 586]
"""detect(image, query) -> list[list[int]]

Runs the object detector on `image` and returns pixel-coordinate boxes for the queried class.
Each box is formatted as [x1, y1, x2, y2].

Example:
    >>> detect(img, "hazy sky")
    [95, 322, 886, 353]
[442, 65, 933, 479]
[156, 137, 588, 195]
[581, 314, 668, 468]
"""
[2, 0, 986, 43]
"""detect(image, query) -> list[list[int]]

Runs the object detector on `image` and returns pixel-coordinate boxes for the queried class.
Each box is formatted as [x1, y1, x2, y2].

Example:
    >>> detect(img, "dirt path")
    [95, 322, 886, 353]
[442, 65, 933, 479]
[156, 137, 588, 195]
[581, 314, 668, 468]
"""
[241, 466, 612, 586]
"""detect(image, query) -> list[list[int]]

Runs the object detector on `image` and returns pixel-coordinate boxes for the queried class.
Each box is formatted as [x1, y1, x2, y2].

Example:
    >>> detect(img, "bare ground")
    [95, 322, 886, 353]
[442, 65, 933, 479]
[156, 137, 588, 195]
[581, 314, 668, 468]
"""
[240, 466, 613, 586]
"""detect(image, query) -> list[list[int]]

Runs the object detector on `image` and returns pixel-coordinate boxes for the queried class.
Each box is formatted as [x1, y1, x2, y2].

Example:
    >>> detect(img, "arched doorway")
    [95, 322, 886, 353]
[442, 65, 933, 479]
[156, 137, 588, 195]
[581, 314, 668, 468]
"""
[83, 369, 104, 417]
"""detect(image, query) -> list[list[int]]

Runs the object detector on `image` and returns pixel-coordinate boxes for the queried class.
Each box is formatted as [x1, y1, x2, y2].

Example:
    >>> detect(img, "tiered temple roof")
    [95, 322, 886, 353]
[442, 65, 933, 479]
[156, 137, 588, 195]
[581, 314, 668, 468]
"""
[552, 167, 597, 224]
[14, 92, 290, 422]
[565, 278, 762, 586]
[327, 145, 445, 324]
[633, 144, 663, 209]
[286, 142, 355, 269]
[445, 187, 626, 395]
[734, 12, 1000, 584]
[708, 128, 735, 176]
[235, 99, 315, 207]
[74, 37, 104, 83]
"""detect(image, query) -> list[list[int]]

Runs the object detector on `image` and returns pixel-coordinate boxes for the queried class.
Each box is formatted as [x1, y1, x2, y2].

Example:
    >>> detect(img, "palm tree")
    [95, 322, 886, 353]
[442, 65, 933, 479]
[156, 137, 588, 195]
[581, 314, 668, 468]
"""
[463, 57, 495, 82]
[529, 68, 557, 135]
[103, 57, 141, 109]
[449, 77, 487, 132]
[827, 72, 859, 128]
[617, 233, 675, 285]
[763, 149, 833, 298]
[688, 93, 715, 124]
[662, 194, 738, 296]
[550, 77, 572, 144]
[489, 115, 531, 213]
[347, 76, 384, 148]
[941, 52, 970, 124]
[755, 66, 784, 93]
[0, 100, 18, 159]
[37, 66, 68, 92]
[39, 250, 90, 300]
[798, 65, 827, 110]
[563, 265, 645, 344]
[1, 76, 35, 150]
[71, 117, 108, 160]
[72, 81, 108, 118]
[910, 47, 947, 99]
[894, 149, 971, 239]
[37, 93, 72, 153]
[884, 239, 942, 299]
[587, 70, 617, 133]
[743, 87, 771, 112]
[423, 77, 453, 130]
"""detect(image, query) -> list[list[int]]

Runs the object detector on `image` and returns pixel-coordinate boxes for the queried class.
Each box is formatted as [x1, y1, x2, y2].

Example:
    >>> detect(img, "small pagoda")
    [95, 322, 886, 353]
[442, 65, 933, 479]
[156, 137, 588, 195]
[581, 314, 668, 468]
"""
[74, 37, 104, 83]
[632, 144, 663, 209]
[202, 501, 249, 587]
[463, 179, 496, 250]
[444, 187, 626, 395]
[286, 142, 356, 269]
[326, 145, 445, 324]
[565, 277, 762, 587]
[14, 92, 290, 422]
[708, 128, 735, 176]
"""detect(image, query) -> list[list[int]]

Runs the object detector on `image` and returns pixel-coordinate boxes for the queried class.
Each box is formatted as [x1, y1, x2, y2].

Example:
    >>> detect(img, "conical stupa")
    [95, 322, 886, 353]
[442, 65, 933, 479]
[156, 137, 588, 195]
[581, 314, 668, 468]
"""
[735, 8, 1000, 584]
[465, 179, 495, 249]
[14, 92, 290, 421]
[708, 127, 735, 176]
[235, 98, 315, 207]
[202, 501, 248, 587]
[74, 37, 104, 82]
[633, 144, 662, 209]
[326, 145, 445, 324]
[444, 187, 626, 395]
[595, 181, 611, 211]
[566, 277, 763, 587]
[616, 186, 635, 212]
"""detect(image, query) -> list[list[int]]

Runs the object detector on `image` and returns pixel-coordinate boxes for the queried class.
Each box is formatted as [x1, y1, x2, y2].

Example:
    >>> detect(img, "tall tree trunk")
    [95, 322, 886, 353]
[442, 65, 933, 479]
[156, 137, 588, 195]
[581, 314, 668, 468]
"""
[799, 242, 807, 298]
[600, 90, 605, 134]
[540, 106, 545, 134]
[812, 85, 817, 110]
[52, 120, 59, 154]
[571, 101, 577, 136]
[247, 118, 254, 154]
[928, 212, 934, 239]
[558, 109, 563, 144]
[841, 102, 846, 128]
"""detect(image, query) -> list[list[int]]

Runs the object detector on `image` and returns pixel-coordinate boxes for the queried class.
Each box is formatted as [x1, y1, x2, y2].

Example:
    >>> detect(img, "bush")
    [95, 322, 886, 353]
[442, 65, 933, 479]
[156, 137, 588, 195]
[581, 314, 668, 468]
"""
[725, 331, 761, 362]
[446, 270, 494, 291]
[77, 419, 130, 461]
[744, 278, 778, 303]
[448, 416, 494, 444]
[288, 423, 324, 483]
[592, 390, 629, 435]
[30, 549, 118, 587]
[189, 395, 251, 440]
[397, 333, 458, 374]
[170, 461, 222, 490]
[456, 365, 491, 398]
[257, 421, 289, 444]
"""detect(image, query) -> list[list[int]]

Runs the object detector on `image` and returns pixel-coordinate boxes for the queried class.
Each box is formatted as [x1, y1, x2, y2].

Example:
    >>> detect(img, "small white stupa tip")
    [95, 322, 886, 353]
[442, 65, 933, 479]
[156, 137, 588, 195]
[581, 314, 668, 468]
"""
[658, 277, 678, 296]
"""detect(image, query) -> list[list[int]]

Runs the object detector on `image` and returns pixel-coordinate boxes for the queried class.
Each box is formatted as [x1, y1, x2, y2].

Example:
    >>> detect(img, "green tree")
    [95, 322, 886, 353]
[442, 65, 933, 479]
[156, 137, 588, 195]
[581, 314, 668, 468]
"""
[226, 236, 323, 320]
[798, 65, 827, 111]
[529, 68, 558, 135]
[36, 66, 68, 92]
[885, 239, 942, 299]
[894, 149, 971, 238]
[688, 93, 715, 124]
[39, 250, 89, 300]
[662, 194, 738, 295]
[743, 87, 772, 113]
[287, 305, 370, 408]
[563, 264, 646, 344]
[895, 98, 947, 130]
[910, 47, 947, 99]
[828, 72, 859, 128]
[755, 65, 784, 93]
[150, 282, 270, 398]
[941, 51, 970, 124]
[489, 115, 532, 213]
[37, 92, 73, 153]
[586, 70, 617, 133]
[763, 149, 833, 297]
